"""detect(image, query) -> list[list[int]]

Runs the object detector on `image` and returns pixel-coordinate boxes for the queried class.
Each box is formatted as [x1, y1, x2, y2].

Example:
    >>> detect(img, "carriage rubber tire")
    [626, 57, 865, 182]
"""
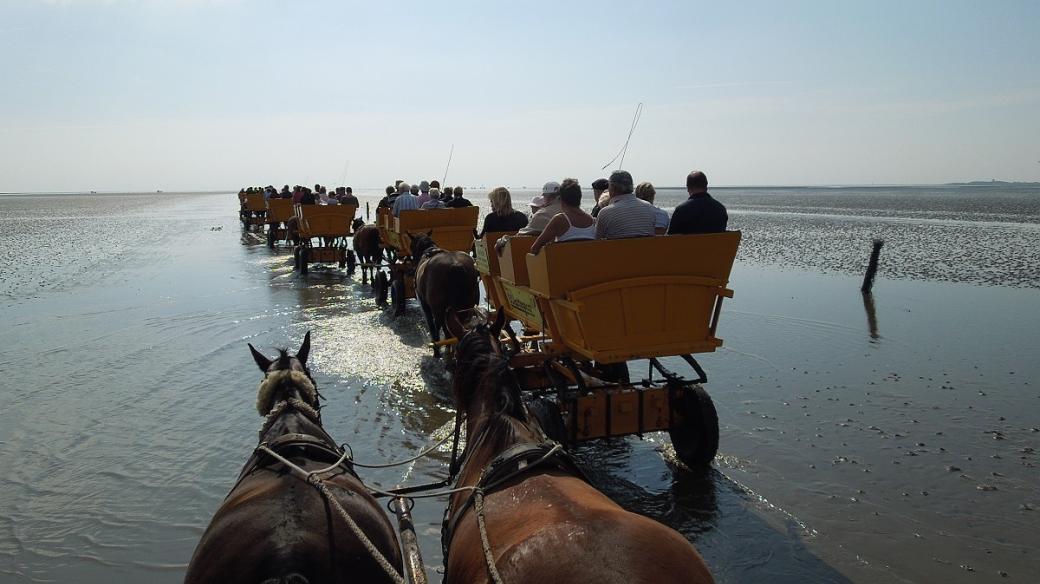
[267, 228, 275, 249]
[299, 248, 309, 274]
[390, 278, 406, 317]
[668, 385, 719, 467]
[374, 271, 389, 306]
[526, 397, 569, 445]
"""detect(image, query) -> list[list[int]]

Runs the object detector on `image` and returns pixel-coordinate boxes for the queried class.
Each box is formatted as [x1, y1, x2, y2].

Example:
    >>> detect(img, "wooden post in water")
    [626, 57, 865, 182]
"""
[366, 201, 370, 221]
[861, 239, 884, 293]
[392, 497, 426, 584]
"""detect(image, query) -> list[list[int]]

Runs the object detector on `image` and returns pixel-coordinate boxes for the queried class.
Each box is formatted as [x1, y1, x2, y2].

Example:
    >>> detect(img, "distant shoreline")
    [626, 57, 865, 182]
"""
[2, 182, 1039, 196]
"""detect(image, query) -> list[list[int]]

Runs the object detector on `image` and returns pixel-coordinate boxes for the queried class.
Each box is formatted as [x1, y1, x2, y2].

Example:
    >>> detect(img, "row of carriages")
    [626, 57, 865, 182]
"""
[241, 190, 741, 468]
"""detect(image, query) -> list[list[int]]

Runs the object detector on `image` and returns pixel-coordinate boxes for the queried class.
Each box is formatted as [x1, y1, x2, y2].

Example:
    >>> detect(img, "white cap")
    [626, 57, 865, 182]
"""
[541, 181, 560, 196]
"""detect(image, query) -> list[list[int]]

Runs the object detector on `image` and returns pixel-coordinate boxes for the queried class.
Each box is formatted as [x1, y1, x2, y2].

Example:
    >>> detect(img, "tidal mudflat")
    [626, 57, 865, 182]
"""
[1, 188, 1037, 583]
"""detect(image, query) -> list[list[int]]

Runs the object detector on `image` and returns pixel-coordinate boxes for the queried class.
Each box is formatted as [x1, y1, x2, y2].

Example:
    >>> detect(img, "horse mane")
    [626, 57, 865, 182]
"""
[454, 329, 533, 454]
[411, 232, 438, 259]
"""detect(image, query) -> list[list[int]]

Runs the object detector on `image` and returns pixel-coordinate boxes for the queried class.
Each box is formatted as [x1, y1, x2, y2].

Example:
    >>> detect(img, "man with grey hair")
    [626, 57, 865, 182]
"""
[594, 170, 656, 240]
[392, 182, 420, 216]
[417, 180, 432, 207]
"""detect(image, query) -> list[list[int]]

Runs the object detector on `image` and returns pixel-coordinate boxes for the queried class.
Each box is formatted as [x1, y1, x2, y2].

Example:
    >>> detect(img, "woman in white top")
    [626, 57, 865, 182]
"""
[531, 178, 596, 254]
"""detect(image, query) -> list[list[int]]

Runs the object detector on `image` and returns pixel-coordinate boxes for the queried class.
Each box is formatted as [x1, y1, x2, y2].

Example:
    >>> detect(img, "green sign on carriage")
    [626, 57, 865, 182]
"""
[502, 282, 543, 329]
[474, 239, 490, 273]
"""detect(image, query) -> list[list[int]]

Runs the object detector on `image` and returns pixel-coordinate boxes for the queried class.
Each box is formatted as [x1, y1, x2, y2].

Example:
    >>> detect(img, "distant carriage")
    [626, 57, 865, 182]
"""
[240, 192, 267, 232]
[265, 198, 295, 248]
[372, 207, 480, 316]
[466, 230, 742, 468]
[292, 204, 358, 274]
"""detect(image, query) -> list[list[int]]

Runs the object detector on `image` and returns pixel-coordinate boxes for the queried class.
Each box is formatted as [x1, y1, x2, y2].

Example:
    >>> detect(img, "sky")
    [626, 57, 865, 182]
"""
[1, 0, 1038, 192]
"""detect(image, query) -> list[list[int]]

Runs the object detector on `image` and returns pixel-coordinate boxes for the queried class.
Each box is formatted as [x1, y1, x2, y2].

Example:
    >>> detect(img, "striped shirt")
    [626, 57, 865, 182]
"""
[392, 193, 421, 216]
[594, 194, 657, 239]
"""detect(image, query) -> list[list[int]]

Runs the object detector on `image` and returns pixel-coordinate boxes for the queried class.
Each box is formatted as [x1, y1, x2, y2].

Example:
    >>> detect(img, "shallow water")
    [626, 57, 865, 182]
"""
[1, 190, 1037, 583]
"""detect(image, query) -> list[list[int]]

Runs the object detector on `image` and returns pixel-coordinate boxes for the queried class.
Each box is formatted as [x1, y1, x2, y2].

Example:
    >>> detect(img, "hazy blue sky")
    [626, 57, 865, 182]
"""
[1, 0, 1038, 191]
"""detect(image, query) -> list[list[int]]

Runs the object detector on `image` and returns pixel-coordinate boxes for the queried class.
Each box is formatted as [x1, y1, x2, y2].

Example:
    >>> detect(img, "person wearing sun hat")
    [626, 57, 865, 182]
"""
[517, 181, 562, 235]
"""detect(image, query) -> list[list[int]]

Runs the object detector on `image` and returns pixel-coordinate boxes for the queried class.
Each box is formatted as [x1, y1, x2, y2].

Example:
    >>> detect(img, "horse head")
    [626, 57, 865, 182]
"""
[351, 217, 365, 232]
[409, 230, 436, 260]
[248, 331, 320, 423]
[448, 309, 518, 422]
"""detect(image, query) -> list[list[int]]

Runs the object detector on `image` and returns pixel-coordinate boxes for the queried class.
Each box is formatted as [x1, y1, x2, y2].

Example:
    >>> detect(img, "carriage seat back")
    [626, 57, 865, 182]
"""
[244, 193, 266, 212]
[295, 204, 358, 238]
[395, 207, 479, 253]
[266, 198, 294, 223]
[525, 232, 742, 363]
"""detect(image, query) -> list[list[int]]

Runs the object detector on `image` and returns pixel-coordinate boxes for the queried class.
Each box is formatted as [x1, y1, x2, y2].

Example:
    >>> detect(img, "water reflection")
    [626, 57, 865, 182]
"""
[568, 438, 855, 583]
[861, 291, 880, 341]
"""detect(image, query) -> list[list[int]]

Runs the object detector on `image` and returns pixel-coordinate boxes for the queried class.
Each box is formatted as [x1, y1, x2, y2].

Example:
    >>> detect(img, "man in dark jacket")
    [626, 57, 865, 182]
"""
[667, 171, 728, 235]
[445, 186, 473, 208]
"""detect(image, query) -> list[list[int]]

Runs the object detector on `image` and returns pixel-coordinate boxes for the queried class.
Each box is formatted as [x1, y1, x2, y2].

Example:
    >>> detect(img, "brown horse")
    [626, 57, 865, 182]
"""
[411, 232, 479, 358]
[441, 312, 715, 584]
[352, 223, 382, 285]
[184, 332, 403, 584]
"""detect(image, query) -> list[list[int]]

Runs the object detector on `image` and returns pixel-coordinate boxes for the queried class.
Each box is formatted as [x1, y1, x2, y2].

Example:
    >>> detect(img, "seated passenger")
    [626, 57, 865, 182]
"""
[634, 181, 669, 235]
[589, 177, 610, 217]
[421, 188, 446, 208]
[668, 170, 728, 235]
[338, 186, 359, 207]
[478, 187, 528, 237]
[517, 181, 562, 235]
[497, 181, 562, 254]
[391, 183, 420, 216]
[594, 170, 656, 240]
[530, 178, 595, 254]
[417, 180, 432, 206]
[377, 185, 395, 209]
[445, 186, 473, 208]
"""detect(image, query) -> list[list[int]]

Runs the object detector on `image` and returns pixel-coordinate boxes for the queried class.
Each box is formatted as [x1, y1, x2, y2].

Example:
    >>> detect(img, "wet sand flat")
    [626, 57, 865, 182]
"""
[1, 189, 1038, 583]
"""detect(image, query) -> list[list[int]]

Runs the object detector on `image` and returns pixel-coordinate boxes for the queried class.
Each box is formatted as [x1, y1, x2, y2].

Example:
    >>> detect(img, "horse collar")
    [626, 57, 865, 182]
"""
[440, 441, 588, 561]
[420, 246, 443, 261]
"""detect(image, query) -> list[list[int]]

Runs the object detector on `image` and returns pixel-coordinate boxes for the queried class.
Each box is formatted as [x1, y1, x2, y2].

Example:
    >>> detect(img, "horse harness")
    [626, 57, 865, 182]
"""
[257, 432, 360, 479]
[440, 439, 589, 563]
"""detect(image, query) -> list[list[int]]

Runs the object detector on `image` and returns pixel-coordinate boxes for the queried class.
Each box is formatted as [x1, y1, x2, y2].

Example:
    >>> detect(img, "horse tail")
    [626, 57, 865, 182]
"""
[260, 574, 310, 584]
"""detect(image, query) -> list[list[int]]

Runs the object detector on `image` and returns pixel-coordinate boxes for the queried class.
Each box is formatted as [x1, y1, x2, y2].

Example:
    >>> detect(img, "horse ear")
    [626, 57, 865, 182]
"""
[426, 230, 433, 237]
[298, 331, 311, 365]
[490, 309, 506, 337]
[445, 308, 466, 340]
[248, 343, 272, 372]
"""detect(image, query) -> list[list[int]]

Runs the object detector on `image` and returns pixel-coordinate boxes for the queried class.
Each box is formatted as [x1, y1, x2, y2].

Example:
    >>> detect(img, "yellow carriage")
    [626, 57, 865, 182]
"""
[372, 207, 480, 316]
[240, 193, 267, 232]
[265, 198, 295, 248]
[292, 204, 358, 274]
[473, 231, 742, 467]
